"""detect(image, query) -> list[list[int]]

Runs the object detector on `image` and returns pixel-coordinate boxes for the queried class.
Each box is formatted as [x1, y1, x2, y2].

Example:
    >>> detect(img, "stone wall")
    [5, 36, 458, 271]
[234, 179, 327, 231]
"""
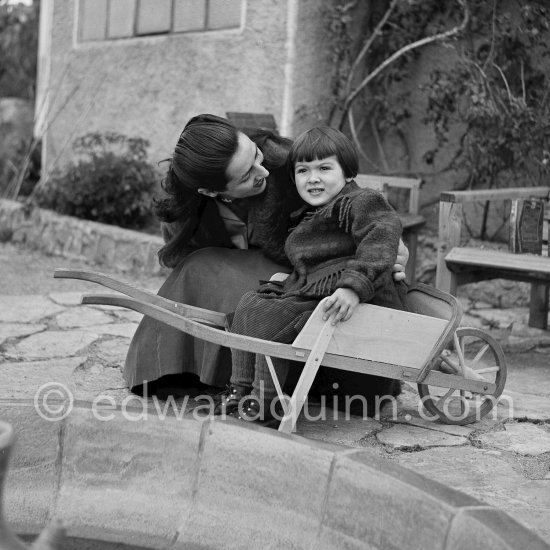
[0, 199, 166, 276]
[2, 407, 549, 550]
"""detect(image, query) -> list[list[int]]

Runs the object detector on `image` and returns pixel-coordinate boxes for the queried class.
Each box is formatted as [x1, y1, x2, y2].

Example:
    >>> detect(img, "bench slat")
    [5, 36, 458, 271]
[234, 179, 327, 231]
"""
[292, 302, 449, 369]
[445, 247, 550, 278]
[399, 212, 426, 231]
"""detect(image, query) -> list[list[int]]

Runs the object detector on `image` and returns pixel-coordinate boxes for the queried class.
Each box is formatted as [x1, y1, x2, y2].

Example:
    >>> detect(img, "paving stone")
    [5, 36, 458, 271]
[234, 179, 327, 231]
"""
[94, 338, 130, 366]
[391, 415, 474, 437]
[0, 295, 65, 323]
[295, 405, 381, 447]
[393, 445, 550, 544]
[469, 307, 528, 329]
[459, 312, 487, 329]
[506, 361, 550, 394]
[0, 357, 86, 400]
[512, 323, 550, 339]
[470, 301, 494, 310]
[386, 382, 422, 417]
[80, 322, 138, 339]
[503, 390, 550, 421]
[477, 422, 550, 456]
[504, 336, 550, 353]
[0, 323, 47, 345]
[376, 424, 468, 449]
[3, 330, 98, 360]
[55, 306, 114, 328]
[71, 362, 130, 403]
[111, 309, 144, 323]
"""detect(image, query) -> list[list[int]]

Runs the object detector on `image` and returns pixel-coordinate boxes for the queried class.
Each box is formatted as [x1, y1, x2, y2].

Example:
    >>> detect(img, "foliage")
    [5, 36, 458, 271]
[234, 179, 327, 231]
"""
[35, 132, 157, 230]
[324, 0, 550, 198]
[363, 1, 461, 137]
[422, 1, 550, 190]
[0, 0, 39, 98]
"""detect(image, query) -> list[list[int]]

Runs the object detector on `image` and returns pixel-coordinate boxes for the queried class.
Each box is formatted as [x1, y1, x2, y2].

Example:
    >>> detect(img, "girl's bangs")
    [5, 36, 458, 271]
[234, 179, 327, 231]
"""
[293, 133, 338, 163]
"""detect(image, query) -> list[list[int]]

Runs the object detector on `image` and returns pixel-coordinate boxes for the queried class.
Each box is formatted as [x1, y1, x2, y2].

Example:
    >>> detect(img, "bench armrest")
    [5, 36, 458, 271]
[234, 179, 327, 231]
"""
[440, 186, 550, 204]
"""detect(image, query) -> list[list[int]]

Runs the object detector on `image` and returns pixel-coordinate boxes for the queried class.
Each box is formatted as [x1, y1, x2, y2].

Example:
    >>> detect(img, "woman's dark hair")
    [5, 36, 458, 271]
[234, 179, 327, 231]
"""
[287, 126, 358, 182]
[156, 114, 239, 220]
[155, 114, 239, 266]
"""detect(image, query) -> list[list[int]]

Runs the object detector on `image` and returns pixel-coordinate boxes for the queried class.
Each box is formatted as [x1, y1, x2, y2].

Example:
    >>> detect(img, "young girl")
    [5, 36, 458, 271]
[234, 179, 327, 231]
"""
[215, 126, 407, 422]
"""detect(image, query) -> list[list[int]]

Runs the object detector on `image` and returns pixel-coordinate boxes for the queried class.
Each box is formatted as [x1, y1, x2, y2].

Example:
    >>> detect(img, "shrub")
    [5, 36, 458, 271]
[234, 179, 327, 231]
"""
[36, 132, 157, 230]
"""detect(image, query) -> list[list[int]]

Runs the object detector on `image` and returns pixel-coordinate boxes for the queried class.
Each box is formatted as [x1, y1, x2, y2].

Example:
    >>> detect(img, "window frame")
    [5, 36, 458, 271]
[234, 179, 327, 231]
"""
[77, 0, 244, 43]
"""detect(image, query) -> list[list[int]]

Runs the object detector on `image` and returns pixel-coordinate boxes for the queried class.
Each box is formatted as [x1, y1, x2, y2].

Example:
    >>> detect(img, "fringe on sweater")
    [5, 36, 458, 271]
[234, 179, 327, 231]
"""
[315, 194, 353, 233]
[300, 269, 345, 297]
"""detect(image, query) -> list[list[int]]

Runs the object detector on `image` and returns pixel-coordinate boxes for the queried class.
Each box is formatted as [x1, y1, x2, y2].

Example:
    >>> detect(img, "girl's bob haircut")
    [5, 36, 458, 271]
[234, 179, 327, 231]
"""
[287, 126, 359, 182]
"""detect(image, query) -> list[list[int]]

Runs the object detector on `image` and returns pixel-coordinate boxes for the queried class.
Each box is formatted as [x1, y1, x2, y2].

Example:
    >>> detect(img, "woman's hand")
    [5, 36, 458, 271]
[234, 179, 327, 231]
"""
[393, 239, 409, 282]
[322, 288, 360, 324]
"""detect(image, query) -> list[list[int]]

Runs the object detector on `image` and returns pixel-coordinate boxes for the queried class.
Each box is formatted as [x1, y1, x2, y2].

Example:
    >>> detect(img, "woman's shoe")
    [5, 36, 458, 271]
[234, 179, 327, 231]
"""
[213, 385, 250, 415]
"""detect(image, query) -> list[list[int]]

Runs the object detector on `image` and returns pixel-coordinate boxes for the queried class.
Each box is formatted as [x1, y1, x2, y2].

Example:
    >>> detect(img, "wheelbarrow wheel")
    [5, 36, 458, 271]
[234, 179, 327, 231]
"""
[417, 327, 507, 425]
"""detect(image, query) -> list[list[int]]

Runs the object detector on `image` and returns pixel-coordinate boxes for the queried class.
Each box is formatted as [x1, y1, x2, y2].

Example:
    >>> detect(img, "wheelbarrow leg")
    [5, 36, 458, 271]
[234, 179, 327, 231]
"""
[278, 319, 336, 434]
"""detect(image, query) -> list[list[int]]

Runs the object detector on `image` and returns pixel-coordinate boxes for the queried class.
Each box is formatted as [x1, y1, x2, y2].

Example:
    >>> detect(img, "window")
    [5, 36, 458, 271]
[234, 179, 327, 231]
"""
[78, 0, 243, 42]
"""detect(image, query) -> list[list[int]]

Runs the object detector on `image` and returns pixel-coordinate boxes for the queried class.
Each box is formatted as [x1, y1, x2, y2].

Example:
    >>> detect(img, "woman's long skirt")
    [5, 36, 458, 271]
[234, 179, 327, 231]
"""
[123, 247, 286, 390]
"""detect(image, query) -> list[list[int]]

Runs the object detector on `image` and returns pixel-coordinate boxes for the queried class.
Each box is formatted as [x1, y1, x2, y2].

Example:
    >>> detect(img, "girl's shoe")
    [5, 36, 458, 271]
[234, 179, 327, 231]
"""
[213, 385, 250, 415]
[237, 397, 282, 428]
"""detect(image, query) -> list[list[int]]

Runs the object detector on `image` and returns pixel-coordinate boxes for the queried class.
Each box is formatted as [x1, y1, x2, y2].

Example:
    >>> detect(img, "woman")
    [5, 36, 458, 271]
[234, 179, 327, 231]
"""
[124, 114, 409, 402]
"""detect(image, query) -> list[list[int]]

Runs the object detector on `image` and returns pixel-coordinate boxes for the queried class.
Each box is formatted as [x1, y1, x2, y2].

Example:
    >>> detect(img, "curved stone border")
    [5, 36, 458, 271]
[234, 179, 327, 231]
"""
[1, 403, 548, 550]
[0, 199, 166, 276]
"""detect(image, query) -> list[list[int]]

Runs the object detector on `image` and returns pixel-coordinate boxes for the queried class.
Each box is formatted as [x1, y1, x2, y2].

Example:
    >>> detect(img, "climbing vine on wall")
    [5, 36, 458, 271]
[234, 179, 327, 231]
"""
[324, 0, 550, 197]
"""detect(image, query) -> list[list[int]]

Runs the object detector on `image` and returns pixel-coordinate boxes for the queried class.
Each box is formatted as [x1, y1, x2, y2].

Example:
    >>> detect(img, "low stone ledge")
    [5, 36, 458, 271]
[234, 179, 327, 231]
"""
[0, 199, 167, 277]
[2, 404, 549, 550]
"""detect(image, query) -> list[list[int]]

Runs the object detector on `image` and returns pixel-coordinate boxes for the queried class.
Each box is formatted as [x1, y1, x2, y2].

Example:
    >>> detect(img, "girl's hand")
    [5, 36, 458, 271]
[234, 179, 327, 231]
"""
[393, 239, 409, 282]
[322, 288, 360, 324]
[392, 263, 407, 282]
[269, 272, 290, 282]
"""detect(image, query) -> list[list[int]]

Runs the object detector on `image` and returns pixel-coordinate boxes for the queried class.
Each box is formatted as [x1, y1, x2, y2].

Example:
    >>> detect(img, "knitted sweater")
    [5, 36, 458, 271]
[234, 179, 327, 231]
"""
[273, 181, 403, 305]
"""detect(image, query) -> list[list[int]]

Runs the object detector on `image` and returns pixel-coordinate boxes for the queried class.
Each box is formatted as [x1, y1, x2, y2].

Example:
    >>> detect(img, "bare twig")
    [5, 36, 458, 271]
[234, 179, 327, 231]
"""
[482, 0, 497, 71]
[520, 59, 526, 105]
[344, 0, 399, 98]
[341, 0, 470, 123]
[347, 108, 381, 172]
[26, 81, 103, 204]
[493, 63, 514, 104]
[3, 63, 75, 200]
[370, 116, 389, 172]
[5, 85, 80, 200]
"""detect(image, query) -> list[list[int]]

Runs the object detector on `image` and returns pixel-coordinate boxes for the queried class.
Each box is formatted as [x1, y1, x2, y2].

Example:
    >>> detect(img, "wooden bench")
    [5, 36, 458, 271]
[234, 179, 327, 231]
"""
[356, 174, 425, 284]
[436, 186, 550, 329]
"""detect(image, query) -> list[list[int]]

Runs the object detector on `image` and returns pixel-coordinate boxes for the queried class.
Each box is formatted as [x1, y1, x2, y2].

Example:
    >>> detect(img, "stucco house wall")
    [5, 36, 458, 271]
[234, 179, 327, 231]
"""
[36, 0, 337, 179]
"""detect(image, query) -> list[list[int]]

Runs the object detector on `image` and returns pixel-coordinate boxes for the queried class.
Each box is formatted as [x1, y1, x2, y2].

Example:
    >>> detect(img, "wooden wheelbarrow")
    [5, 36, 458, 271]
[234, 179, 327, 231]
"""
[54, 269, 507, 432]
